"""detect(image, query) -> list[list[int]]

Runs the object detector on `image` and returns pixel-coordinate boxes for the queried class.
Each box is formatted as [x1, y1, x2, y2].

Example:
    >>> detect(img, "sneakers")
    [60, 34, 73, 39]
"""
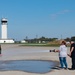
[68, 68, 75, 70]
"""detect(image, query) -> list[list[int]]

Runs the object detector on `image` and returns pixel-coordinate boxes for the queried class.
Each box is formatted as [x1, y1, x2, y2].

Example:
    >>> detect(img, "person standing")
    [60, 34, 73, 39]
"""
[0, 45, 2, 56]
[56, 40, 68, 69]
[68, 40, 75, 70]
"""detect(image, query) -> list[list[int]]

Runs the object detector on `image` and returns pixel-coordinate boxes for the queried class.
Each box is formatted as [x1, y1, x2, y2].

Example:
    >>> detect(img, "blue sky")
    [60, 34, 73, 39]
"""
[0, 0, 75, 40]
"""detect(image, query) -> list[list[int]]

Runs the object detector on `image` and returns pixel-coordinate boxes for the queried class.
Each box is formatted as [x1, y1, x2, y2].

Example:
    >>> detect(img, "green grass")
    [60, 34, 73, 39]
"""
[20, 43, 60, 47]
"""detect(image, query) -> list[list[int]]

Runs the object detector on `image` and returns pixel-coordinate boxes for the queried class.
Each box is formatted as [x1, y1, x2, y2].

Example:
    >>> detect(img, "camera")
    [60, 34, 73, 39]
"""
[49, 49, 55, 52]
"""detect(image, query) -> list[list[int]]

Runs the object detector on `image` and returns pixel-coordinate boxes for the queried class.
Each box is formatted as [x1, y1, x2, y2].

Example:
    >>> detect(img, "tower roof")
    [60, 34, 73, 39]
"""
[1, 18, 8, 23]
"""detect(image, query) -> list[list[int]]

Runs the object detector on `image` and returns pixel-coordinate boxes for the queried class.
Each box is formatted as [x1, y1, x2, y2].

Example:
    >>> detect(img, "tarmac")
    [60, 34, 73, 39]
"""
[0, 44, 74, 75]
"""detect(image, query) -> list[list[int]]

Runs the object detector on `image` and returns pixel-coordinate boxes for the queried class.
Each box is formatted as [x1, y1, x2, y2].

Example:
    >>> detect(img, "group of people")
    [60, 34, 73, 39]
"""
[55, 40, 75, 70]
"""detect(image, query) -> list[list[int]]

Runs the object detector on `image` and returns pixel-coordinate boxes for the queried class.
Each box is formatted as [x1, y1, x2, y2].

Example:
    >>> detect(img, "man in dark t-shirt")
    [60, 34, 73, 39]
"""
[69, 41, 75, 70]
[0, 45, 1, 54]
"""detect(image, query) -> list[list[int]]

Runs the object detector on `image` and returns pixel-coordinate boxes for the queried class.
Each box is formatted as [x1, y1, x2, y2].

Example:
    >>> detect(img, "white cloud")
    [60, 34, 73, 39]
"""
[50, 9, 71, 19]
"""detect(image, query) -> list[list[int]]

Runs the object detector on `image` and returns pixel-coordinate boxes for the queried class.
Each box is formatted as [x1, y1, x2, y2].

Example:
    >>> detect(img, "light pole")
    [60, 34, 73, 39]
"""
[36, 35, 38, 43]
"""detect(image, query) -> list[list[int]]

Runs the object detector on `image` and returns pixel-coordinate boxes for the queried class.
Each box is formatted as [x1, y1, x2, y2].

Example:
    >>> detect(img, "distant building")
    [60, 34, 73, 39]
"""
[21, 40, 26, 43]
[0, 18, 14, 43]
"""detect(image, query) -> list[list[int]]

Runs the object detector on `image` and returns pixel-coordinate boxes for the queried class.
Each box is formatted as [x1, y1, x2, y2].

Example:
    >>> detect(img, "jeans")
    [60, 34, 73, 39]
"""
[59, 57, 68, 68]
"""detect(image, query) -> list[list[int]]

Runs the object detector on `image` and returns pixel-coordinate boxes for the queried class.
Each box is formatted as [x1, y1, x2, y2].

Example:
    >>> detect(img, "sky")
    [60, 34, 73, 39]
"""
[0, 0, 75, 40]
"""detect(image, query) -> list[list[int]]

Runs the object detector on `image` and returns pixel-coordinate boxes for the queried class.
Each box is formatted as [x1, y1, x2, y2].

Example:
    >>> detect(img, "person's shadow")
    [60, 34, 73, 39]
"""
[52, 66, 62, 70]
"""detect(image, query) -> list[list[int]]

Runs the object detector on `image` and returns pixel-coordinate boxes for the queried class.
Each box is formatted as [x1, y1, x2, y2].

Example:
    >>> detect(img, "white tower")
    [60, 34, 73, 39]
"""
[1, 18, 7, 39]
[0, 18, 14, 43]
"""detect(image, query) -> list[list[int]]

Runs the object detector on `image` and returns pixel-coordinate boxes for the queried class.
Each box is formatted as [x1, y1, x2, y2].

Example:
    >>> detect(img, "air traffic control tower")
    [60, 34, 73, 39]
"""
[1, 18, 8, 39]
[0, 18, 14, 43]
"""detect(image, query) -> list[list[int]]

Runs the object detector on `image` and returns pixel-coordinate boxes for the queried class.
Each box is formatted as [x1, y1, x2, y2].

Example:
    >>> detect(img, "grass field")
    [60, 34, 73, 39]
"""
[20, 43, 60, 47]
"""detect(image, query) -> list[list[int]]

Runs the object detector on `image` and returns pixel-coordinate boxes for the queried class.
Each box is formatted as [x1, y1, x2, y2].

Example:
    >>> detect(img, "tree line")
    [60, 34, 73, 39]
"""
[65, 36, 75, 42]
[24, 36, 75, 43]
